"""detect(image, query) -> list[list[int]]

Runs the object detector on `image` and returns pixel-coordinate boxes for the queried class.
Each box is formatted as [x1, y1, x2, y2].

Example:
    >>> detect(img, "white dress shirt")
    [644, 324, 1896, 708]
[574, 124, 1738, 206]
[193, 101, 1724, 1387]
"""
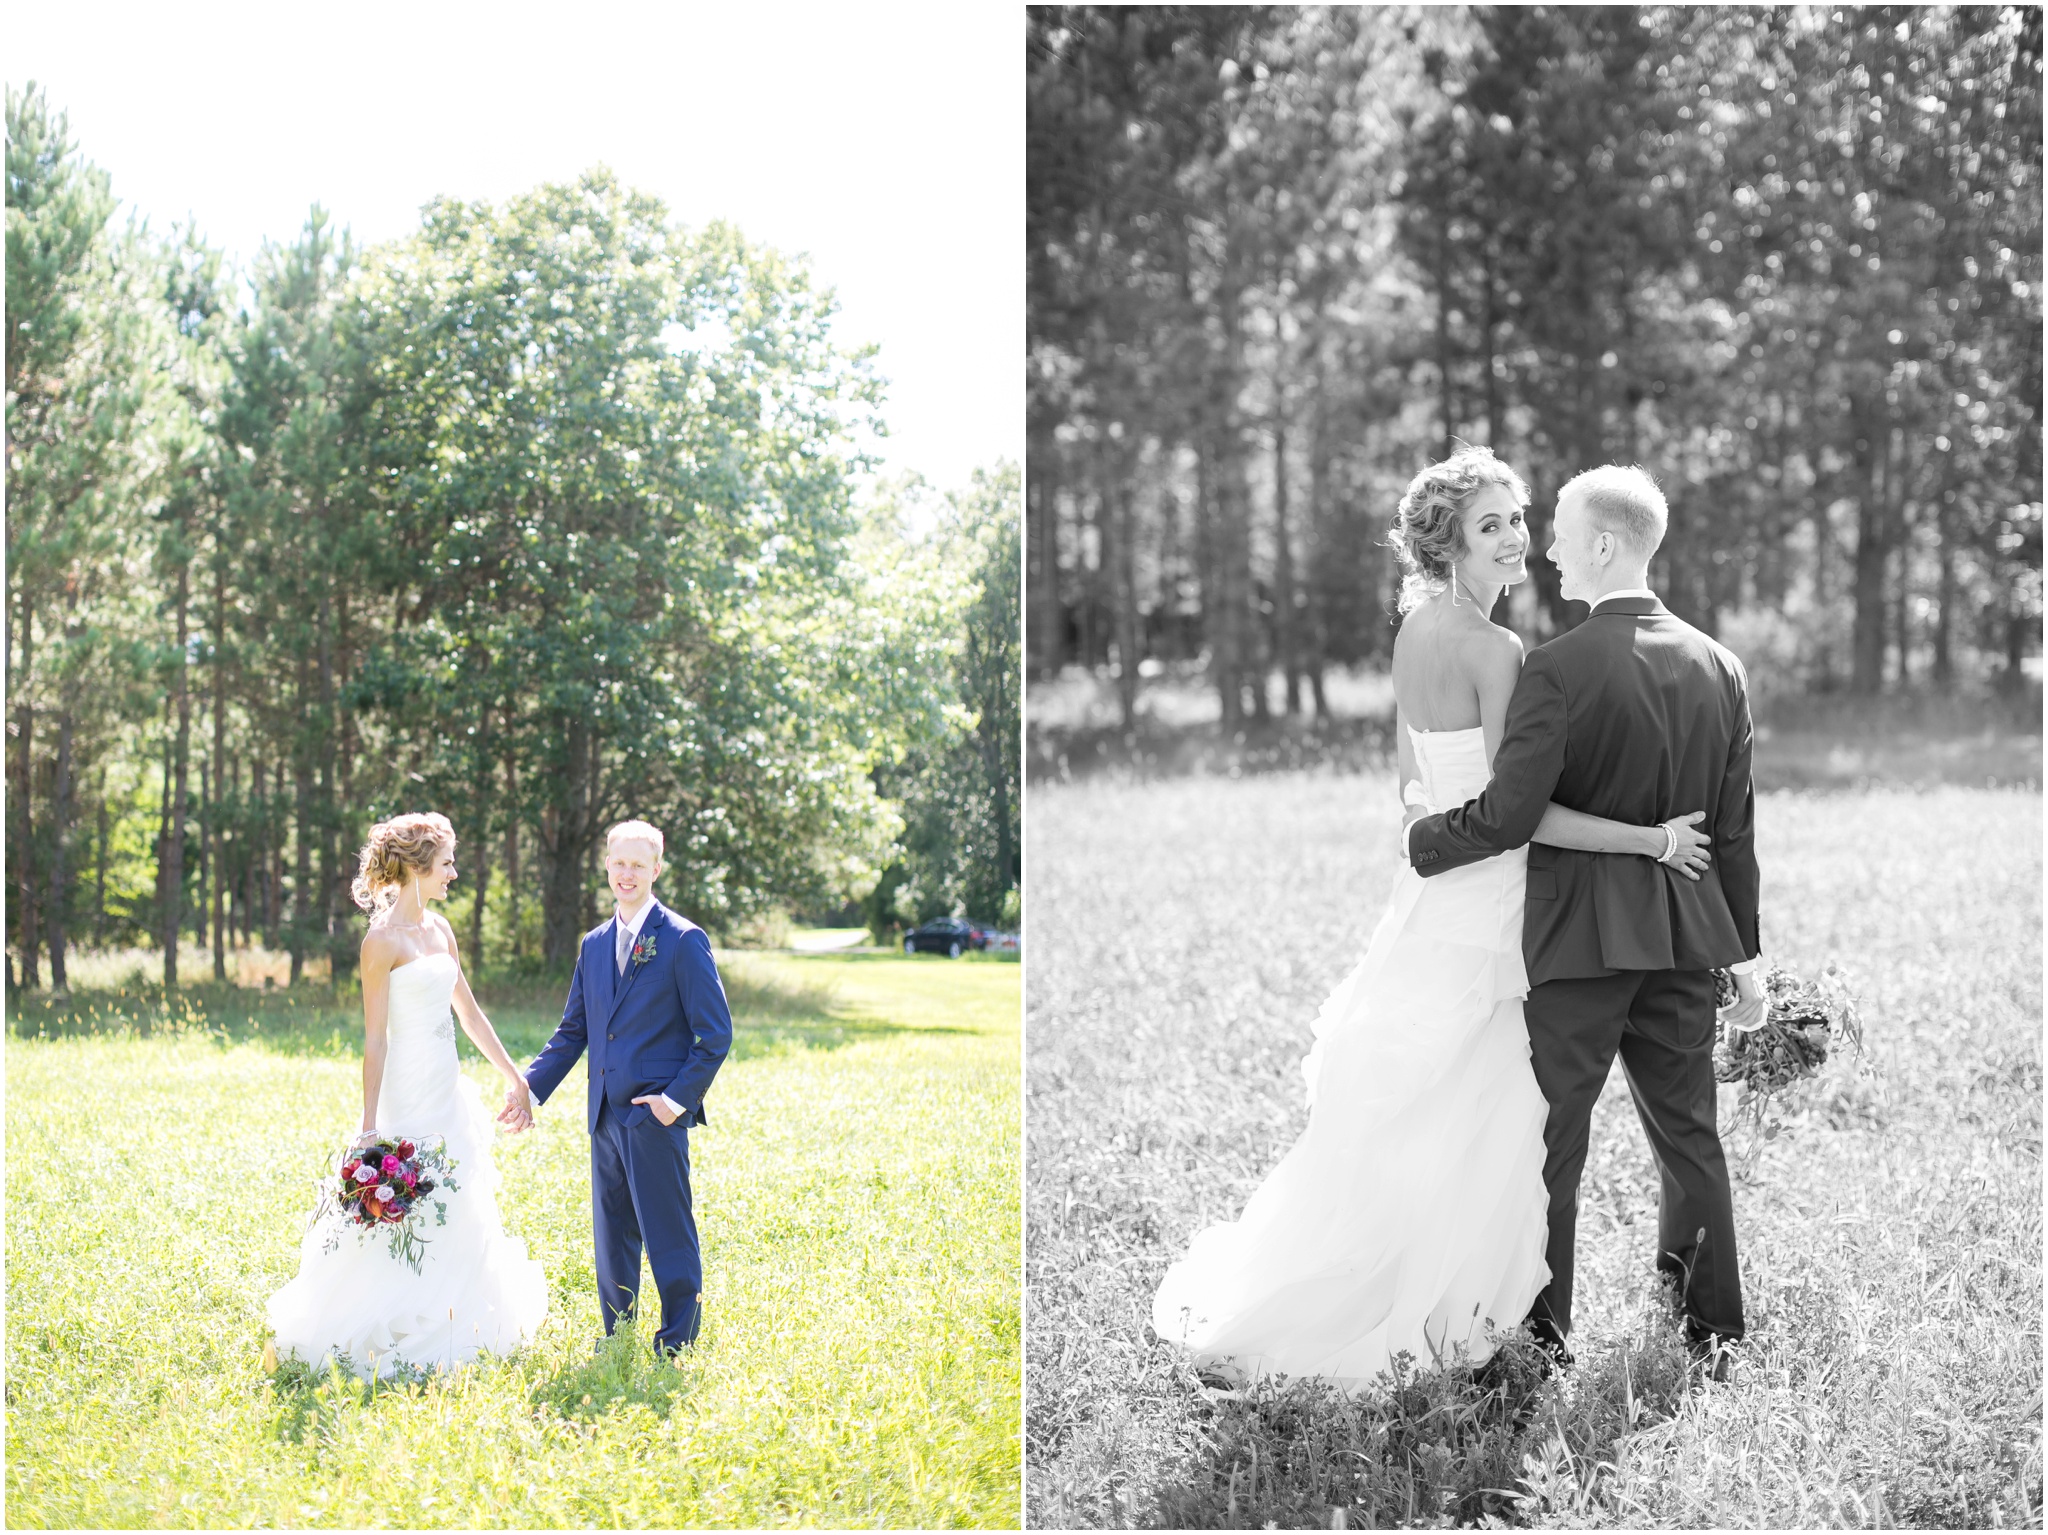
[1589, 586, 1658, 609]
[1402, 585, 1763, 973]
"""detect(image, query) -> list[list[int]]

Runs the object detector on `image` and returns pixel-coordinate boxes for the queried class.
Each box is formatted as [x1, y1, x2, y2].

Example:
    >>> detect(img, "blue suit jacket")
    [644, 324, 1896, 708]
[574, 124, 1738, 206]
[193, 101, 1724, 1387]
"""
[526, 899, 734, 1134]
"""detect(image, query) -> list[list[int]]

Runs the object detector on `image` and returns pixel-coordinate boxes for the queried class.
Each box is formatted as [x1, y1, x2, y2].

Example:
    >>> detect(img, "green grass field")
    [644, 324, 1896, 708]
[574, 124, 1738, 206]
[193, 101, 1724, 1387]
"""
[6, 950, 1020, 1529]
[1026, 775, 2041, 1529]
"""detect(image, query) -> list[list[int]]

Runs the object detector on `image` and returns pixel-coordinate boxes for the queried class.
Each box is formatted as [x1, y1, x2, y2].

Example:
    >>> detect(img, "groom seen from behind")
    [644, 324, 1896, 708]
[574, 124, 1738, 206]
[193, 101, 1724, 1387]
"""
[508, 820, 733, 1352]
[1405, 465, 1768, 1378]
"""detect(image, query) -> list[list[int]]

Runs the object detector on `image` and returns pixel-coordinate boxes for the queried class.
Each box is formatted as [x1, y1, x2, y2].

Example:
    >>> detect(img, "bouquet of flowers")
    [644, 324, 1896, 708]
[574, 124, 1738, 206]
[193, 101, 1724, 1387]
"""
[315, 1134, 461, 1275]
[1711, 959, 1865, 1154]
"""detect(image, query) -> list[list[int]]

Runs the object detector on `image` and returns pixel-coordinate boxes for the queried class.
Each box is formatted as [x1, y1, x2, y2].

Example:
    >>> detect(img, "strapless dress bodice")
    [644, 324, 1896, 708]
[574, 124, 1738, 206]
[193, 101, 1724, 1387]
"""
[1406, 724, 1491, 810]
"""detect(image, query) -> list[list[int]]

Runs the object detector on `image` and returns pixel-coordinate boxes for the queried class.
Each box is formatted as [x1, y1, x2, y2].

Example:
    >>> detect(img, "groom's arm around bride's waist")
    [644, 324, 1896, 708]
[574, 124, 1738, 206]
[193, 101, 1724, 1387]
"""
[1407, 650, 1572, 876]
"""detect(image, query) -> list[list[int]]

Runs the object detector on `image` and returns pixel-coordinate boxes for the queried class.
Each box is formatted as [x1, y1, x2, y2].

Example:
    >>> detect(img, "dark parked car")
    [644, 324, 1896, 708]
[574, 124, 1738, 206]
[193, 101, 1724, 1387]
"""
[903, 918, 988, 958]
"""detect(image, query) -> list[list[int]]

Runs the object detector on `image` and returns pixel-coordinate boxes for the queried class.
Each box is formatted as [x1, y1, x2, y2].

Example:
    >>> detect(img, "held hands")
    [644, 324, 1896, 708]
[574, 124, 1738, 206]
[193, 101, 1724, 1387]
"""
[1658, 811, 1712, 881]
[631, 1094, 680, 1127]
[498, 1079, 534, 1135]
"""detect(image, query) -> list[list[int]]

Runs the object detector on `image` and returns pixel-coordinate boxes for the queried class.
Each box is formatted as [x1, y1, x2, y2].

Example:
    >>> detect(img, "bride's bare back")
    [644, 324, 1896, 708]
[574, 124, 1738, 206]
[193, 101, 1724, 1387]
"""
[1391, 590, 1523, 737]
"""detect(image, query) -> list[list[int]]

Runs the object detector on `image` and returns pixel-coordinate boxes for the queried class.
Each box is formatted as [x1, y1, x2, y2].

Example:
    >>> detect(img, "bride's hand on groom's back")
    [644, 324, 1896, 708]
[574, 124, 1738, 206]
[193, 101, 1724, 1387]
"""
[1660, 811, 1712, 881]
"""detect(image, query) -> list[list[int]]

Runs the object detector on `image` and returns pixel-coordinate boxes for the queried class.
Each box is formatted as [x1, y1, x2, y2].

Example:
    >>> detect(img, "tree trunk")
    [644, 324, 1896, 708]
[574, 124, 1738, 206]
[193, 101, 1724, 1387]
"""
[1482, 243, 1502, 447]
[163, 561, 191, 989]
[539, 713, 599, 968]
[1848, 401, 1890, 696]
[196, 753, 212, 949]
[47, 704, 74, 994]
[94, 771, 109, 946]
[1435, 213, 1455, 457]
[317, 589, 346, 983]
[468, 717, 493, 972]
[1029, 419, 1064, 681]
[1272, 415, 1300, 716]
[13, 591, 40, 990]
[1216, 444, 1254, 728]
[1211, 268, 1253, 729]
[504, 752, 522, 960]
[249, 752, 267, 950]
[212, 560, 228, 980]
[292, 651, 313, 986]
[1932, 491, 1955, 684]
[1105, 457, 1140, 729]
[1305, 331, 1333, 721]
[154, 703, 172, 974]
[269, 760, 286, 949]
[228, 754, 245, 951]
[1892, 429, 1915, 688]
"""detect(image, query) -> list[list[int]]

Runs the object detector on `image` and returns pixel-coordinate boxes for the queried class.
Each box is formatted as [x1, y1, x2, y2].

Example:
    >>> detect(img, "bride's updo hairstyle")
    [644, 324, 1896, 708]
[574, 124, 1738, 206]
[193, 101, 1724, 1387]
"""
[1388, 444, 1531, 613]
[351, 812, 456, 918]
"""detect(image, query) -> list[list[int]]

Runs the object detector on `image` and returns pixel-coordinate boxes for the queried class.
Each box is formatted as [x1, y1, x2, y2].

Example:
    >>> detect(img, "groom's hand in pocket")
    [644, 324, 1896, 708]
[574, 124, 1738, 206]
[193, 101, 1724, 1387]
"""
[631, 1094, 680, 1127]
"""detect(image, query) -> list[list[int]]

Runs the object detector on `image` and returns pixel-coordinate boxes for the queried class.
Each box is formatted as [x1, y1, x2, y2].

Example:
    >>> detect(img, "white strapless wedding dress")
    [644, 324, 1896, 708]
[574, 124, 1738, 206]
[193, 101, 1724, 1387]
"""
[1151, 726, 1551, 1388]
[267, 952, 548, 1377]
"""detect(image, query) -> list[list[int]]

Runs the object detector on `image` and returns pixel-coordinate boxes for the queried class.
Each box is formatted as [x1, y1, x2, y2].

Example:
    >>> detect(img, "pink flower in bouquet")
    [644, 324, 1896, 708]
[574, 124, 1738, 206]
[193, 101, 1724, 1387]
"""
[381, 1155, 403, 1175]
[354, 1164, 379, 1184]
[375, 1183, 395, 1202]
[397, 1140, 416, 1159]
[402, 1171, 418, 1190]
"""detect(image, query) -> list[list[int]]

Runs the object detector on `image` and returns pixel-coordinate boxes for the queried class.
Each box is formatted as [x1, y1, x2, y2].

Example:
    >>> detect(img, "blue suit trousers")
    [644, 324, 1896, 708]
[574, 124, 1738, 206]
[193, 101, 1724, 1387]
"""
[591, 1098, 702, 1349]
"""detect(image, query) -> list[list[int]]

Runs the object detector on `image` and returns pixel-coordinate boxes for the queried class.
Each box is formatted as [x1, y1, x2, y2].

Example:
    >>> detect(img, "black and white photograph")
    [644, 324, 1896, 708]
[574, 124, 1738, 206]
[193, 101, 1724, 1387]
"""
[1027, 6, 2040, 1529]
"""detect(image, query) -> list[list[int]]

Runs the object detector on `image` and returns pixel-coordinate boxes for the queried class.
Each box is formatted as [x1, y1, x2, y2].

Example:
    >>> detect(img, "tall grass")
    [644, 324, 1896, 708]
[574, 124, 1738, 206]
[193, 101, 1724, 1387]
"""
[1026, 777, 2041, 1528]
[6, 951, 1021, 1528]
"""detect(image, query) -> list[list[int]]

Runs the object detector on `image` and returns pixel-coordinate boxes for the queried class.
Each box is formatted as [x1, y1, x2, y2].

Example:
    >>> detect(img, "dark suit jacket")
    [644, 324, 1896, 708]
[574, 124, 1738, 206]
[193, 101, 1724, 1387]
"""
[526, 899, 734, 1135]
[1406, 596, 1761, 985]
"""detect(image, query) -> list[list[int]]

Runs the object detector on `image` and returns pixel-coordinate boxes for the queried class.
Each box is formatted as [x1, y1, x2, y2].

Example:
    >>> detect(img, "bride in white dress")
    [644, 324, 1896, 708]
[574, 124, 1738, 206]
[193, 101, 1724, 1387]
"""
[268, 812, 548, 1378]
[1151, 446, 1712, 1389]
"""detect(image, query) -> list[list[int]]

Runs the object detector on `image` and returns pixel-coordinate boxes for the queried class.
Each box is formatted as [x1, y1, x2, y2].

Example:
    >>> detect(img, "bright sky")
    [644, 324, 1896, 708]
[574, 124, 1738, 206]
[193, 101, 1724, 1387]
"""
[9, 1, 1019, 495]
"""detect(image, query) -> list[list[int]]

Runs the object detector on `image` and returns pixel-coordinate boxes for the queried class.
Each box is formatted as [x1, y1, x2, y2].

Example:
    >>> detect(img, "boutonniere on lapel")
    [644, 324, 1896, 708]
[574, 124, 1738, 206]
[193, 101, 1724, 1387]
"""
[630, 930, 658, 968]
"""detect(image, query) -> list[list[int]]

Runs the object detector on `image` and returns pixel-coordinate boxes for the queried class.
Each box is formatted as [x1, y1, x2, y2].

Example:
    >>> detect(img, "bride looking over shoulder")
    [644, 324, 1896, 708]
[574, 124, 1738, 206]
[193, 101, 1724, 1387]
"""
[265, 812, 547, 1379]
[1151, 446, 1712, 1389]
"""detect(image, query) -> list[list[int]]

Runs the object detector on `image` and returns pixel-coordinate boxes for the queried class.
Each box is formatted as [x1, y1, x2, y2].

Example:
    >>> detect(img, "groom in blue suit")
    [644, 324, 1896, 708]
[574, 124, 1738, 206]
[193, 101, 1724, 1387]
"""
[517, 820, 733, 1351]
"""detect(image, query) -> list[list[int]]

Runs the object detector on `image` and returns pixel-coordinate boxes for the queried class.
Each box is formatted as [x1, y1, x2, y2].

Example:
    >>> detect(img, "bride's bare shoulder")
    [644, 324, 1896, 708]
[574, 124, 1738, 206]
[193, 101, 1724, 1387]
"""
[1455, 618, 1523, 692]
[360, 923, 402, 970]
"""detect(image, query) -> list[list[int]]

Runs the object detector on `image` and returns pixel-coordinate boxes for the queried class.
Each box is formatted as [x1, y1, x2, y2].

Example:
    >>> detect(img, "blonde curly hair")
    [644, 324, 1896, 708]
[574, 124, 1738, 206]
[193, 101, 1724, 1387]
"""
[1388, 444, 1531, 613]
[351, 812, 455, 917]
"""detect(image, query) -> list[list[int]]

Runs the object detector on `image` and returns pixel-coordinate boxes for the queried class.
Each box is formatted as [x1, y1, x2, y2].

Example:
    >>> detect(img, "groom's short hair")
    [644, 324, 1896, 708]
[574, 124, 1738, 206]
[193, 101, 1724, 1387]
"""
[1561, 464, 1668, 559]
[606, 819, 666, 867]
